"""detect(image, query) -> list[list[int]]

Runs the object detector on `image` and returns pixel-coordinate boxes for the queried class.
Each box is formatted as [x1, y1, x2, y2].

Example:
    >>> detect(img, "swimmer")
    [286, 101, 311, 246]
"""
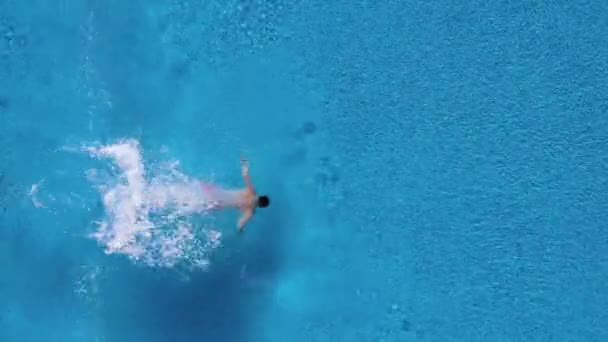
[201, 156, 270, 232]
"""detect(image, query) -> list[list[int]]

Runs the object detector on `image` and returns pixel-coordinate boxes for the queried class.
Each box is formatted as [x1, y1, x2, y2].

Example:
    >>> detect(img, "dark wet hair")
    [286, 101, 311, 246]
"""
[257, 195, 270, 208]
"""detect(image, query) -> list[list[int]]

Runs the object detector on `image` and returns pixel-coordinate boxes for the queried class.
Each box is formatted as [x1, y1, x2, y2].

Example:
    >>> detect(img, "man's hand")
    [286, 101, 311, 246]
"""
[240, 156, 249, 176]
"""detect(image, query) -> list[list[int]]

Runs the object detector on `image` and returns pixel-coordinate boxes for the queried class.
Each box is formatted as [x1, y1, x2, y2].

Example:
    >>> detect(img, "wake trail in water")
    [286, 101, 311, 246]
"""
[83, 139, 221, 269]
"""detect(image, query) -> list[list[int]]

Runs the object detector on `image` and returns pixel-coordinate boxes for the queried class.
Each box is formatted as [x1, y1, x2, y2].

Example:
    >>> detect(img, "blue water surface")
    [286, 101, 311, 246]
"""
[1, 0, 608, 341]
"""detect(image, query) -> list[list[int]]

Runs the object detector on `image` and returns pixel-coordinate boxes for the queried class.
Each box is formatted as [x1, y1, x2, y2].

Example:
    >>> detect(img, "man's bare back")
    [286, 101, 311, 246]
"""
[201, 156, 270, 232]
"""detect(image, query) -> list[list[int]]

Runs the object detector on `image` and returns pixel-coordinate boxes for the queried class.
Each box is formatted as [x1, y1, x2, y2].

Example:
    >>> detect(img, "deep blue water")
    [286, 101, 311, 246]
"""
[1, 0, 608, 341]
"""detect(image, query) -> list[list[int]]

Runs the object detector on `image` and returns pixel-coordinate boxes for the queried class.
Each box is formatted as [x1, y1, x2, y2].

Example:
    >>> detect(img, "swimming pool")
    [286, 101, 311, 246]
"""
[1, 0, 607, 341]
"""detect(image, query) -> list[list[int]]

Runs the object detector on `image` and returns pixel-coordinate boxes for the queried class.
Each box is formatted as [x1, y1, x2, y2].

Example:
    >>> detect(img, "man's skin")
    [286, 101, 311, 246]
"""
[200, 156, 262, 232]
[235, 156, 258, 231]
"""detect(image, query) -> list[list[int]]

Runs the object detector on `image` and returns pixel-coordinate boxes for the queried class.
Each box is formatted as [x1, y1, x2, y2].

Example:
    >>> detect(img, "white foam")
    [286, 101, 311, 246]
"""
[28, 179, 46, 208]
[84, 138, 221, 269]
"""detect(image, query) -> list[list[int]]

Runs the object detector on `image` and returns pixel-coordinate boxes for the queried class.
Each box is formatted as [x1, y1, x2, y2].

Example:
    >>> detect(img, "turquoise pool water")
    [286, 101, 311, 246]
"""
[1, 0, 607, 341]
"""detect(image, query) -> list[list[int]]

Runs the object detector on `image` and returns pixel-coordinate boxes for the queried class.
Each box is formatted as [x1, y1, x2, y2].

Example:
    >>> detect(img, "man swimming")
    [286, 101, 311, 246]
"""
[201, 156, 270, 232]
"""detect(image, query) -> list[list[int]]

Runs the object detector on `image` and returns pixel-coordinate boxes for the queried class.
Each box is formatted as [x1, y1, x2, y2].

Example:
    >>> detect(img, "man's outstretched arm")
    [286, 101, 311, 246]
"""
[237, 210, 253, 232]
[241, 156, 255, 192]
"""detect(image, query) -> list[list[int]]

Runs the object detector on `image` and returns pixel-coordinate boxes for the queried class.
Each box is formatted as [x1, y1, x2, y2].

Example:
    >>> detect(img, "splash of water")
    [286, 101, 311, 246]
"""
[84, 139, 221, 269]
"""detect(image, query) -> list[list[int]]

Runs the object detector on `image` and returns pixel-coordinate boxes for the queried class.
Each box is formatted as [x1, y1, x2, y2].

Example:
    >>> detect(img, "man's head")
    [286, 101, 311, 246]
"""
[257, 195, 270, 208]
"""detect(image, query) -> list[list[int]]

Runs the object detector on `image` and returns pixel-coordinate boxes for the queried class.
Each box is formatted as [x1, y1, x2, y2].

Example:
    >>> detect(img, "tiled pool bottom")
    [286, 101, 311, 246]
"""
[2, 0, 608, 341]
